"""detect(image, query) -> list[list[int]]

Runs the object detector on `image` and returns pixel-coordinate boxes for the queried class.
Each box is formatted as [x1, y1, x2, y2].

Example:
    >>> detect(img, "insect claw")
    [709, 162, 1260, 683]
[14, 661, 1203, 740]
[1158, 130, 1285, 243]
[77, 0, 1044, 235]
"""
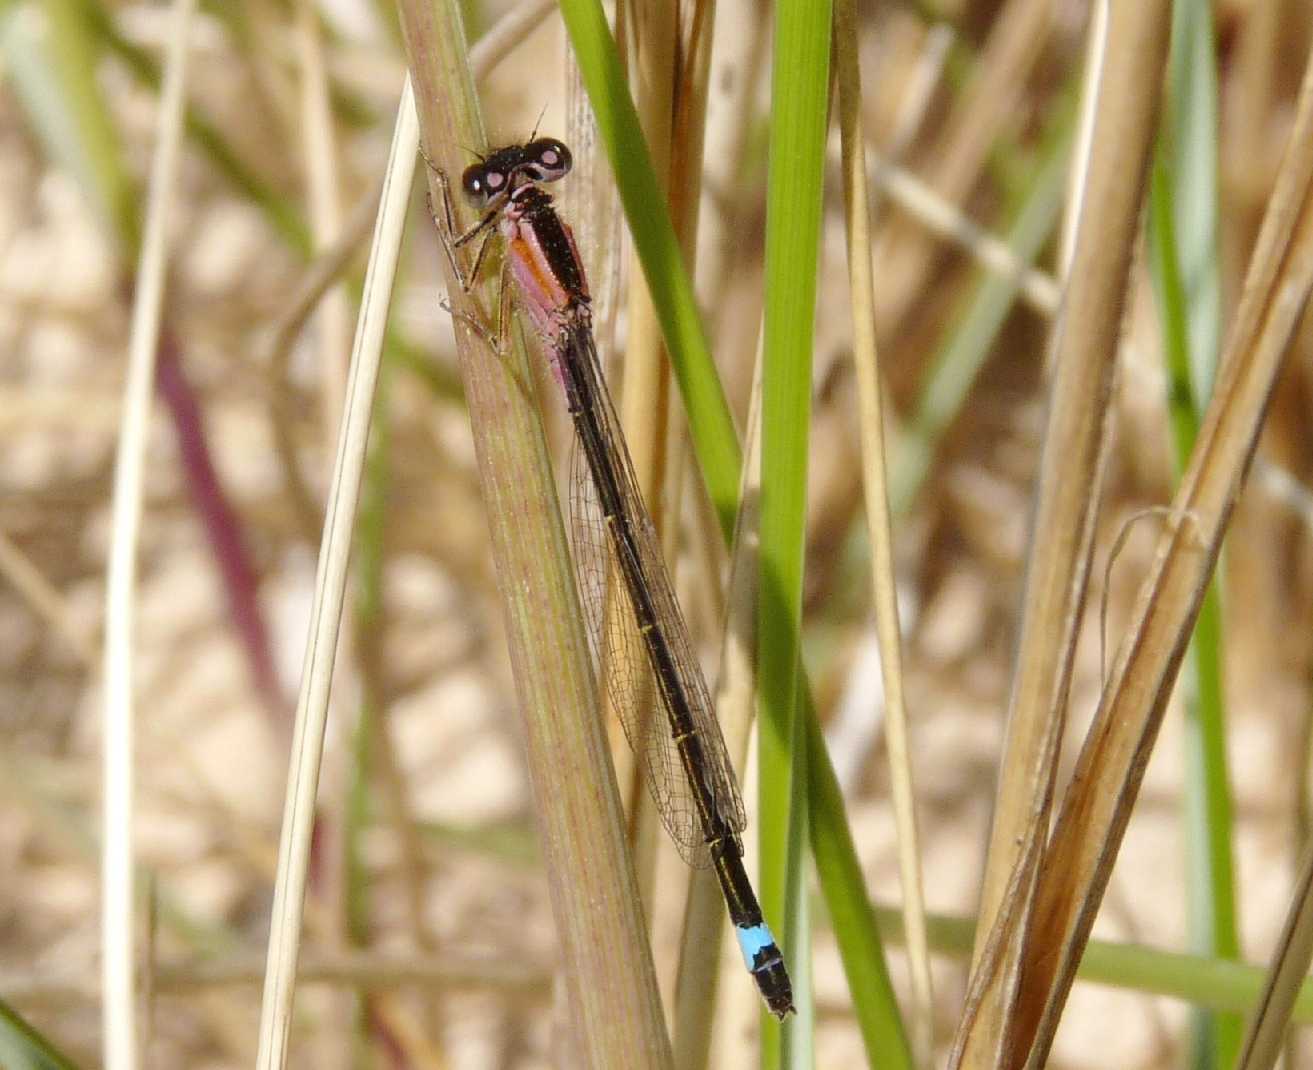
[441, 299, 503, 357]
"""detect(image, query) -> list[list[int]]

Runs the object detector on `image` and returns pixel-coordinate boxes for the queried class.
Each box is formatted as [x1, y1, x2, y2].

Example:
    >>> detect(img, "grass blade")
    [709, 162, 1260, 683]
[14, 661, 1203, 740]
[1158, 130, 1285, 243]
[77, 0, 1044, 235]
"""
[754, 0, 832, 1059]
[1146, 3, 1236, 1067]
[398, 0, 674, 1059]
[1013, 42, 1313, 1070]
[808, 707, 913, 1067]
[101, 2, 196, 1064]
[254, 74, 416, 1070]
[0, 996, 80, 1070]
[954, 4, 1174, 1066]
[834, 0, 933, 1060]
[1234, 846, 1313, 1069]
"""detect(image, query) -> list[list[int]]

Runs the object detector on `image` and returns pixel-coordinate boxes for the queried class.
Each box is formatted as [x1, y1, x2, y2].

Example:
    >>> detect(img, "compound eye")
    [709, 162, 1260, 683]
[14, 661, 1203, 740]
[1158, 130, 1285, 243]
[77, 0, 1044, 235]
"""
[461, 164, 508, 204]
[526, 139, 572, 182]
[460, 165, 484, 200]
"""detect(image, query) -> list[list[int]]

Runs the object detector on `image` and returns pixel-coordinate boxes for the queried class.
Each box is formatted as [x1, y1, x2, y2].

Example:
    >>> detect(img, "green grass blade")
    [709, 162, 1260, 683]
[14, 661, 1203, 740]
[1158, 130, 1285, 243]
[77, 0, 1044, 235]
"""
[809, 710, 914, 1066]
[1146, 3, 1235, 1066]
[754, 0, 831, 1058]
[556, 0, 741, 535]
[1161, 0, 1222, 408]
[0, 998, 80, 1070]
[7, 0, 139, 254]
[878, 906, 1313, 1024]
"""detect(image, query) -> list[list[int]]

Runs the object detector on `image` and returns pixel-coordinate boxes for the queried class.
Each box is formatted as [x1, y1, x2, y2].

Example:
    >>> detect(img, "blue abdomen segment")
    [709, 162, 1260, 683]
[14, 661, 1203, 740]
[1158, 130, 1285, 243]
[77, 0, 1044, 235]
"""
[735, 922, 782, 973]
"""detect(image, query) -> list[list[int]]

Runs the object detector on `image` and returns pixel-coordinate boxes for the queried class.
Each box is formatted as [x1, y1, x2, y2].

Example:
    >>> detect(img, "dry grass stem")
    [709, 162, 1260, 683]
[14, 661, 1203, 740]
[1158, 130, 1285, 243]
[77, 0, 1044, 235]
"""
[398, 0, 673, 1060]
[1256, 458, 1313, 529]
[254, 76, 418, 1070]
[835, 0, 932, 1063]
[1011, 36, 1313, 1070]
[294, 0, 350, 429]
[1236, 840, 1313, 1069]
[1058, 0, 1109, 276]
[956, 3, 1172, 1067]
[101, 1, 196, 1066]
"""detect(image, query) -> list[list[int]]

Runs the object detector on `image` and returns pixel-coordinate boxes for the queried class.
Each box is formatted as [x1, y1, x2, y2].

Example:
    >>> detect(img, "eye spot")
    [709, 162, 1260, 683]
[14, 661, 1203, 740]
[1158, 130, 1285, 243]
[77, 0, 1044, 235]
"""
[486, 171, 505, 190]
[540, 148, 559, 166]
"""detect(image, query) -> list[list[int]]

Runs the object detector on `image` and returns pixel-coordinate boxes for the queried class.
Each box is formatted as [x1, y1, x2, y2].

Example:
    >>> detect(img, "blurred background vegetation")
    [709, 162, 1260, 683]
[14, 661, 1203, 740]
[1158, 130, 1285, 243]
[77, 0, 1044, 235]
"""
[0, 0, 1312, 1067]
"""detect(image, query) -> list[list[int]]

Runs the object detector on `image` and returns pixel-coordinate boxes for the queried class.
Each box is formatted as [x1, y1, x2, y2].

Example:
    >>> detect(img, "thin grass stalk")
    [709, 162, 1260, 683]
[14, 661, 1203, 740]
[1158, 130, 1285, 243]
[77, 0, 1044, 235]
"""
[0, 995, 80, 1070]
[292, 6, 356, 1058]
[755, 0, 833, 1059]
[1012, 42, 1313, 1070]
[953, 5, 1172, 1067]
[294, 0, 350, 427]
[875, 908, 1313, 1024]
[1146, 6, 1236, 1065]
[1148, 186, 1237, 1062]
[834, 1, 931, 1064]
[1236, 843, 1313, 1069]
[253, 76, 417, 1070]
[1058, 0, 1107, 277]
[397, 0, 675, 1062]
[100, 2, 195, 1065]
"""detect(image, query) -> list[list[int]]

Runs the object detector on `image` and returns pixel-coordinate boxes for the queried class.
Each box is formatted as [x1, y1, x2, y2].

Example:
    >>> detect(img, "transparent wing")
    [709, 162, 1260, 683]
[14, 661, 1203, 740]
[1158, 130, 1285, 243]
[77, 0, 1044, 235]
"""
[564, 324, 746, 867]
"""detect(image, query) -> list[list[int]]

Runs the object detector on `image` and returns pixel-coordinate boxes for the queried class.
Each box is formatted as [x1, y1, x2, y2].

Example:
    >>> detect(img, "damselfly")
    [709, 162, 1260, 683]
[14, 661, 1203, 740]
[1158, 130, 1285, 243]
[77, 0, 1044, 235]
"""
[431, 136, 794, 1019]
